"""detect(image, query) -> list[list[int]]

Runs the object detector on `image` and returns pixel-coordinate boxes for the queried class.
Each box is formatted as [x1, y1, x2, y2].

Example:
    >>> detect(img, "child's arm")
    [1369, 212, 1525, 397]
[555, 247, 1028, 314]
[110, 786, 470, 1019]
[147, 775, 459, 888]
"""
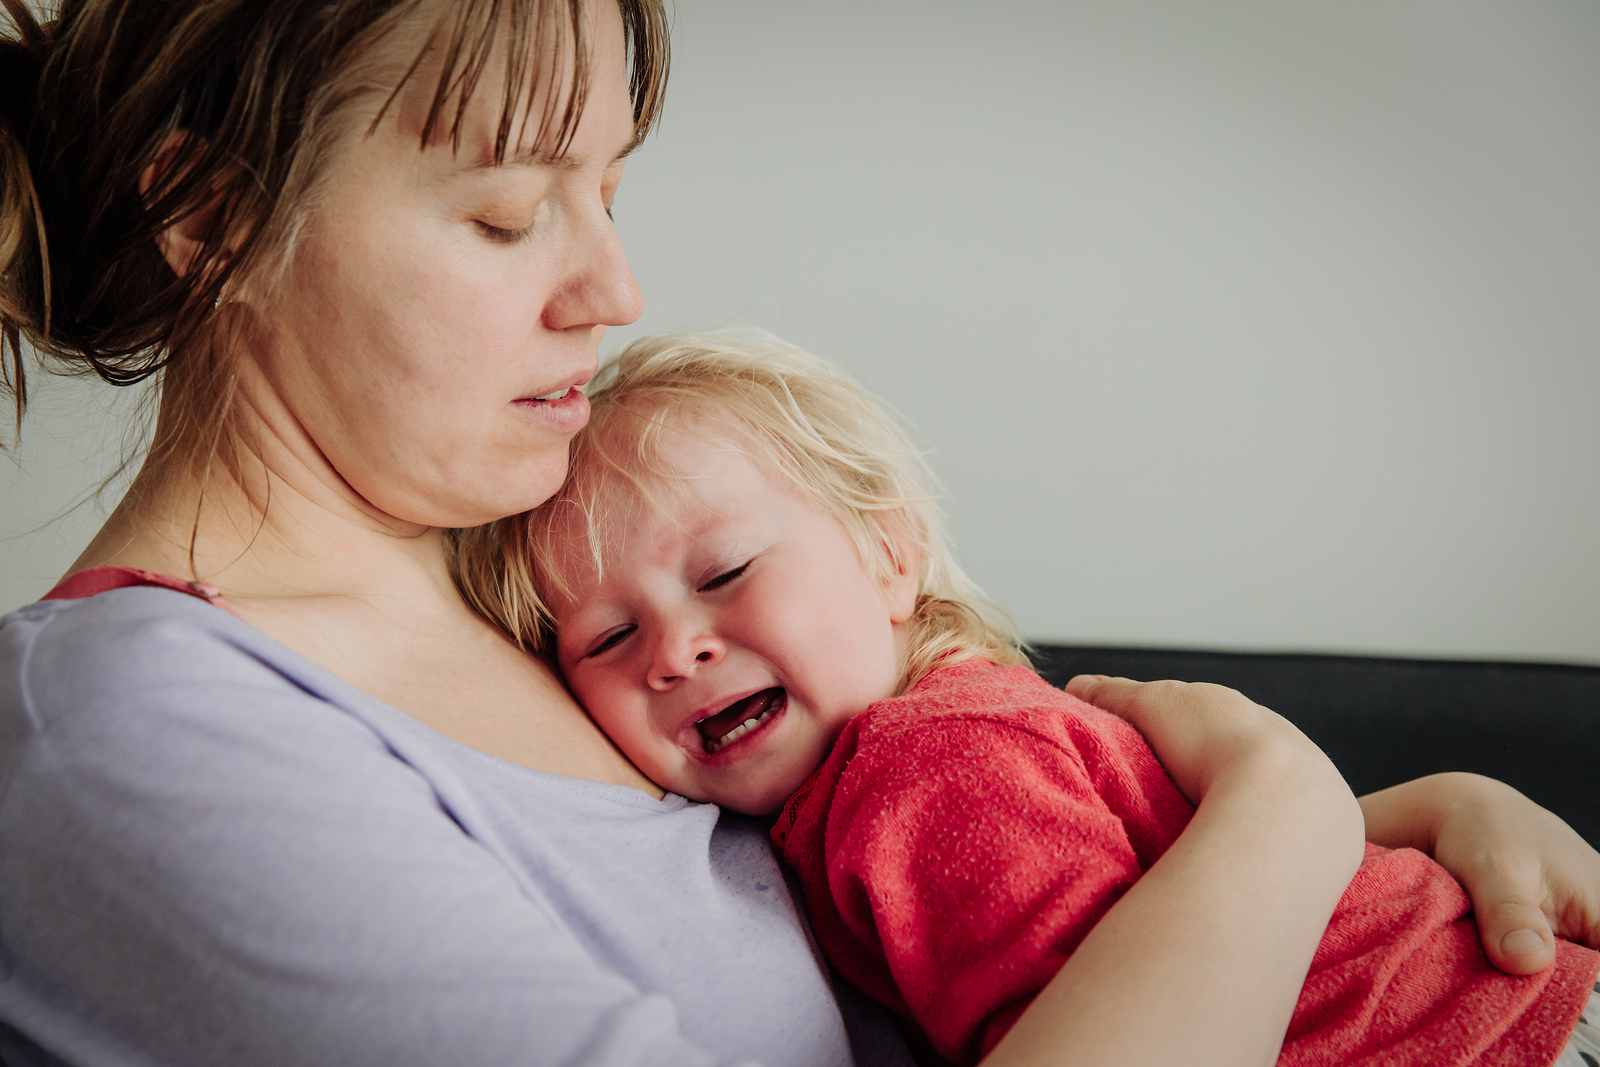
[1359, 772, 1600, 974]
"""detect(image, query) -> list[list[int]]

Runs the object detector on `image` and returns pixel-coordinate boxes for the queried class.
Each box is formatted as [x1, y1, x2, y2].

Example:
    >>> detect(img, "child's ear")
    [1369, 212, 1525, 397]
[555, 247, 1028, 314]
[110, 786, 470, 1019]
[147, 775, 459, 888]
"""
[875, 512, 921, 625]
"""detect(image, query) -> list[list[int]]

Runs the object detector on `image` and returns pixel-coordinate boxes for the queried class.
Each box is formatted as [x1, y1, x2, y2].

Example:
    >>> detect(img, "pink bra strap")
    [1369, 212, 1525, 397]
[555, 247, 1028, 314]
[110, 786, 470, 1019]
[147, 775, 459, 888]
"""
[42, 566, 241, 618]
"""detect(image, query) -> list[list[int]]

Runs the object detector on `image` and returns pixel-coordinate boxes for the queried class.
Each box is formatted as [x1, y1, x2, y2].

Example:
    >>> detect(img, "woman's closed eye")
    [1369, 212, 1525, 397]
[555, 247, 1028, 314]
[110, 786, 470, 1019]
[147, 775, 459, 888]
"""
[697, 561, 751, 593]
[475, 220, 535, 245]
[585, 624, 636, 659]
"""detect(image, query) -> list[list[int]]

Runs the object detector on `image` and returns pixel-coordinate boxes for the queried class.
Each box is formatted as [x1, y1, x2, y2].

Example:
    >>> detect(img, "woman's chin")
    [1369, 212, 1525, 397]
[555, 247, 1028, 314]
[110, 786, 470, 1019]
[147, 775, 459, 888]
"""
[457, 455, 578, 526]
[360, 469, 566, 531]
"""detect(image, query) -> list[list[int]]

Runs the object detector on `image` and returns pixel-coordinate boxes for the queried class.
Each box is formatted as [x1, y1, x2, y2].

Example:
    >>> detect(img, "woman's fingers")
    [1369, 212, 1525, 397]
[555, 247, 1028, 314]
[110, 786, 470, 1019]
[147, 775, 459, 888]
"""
[1065, 675, 1236, 803]
[1364, 772, 1600, 976]
[1066, 674, 1259, 728]
[1074, 680, 1600, 981]
[1475, 893, 1558, 976]
[1435, 817, 1560, 974]
[1065, 674, 1338, 811]
[1429, 776, 1600, 974]
[1065, 675, 1248, 742]
[1062, 672, 1116, 703]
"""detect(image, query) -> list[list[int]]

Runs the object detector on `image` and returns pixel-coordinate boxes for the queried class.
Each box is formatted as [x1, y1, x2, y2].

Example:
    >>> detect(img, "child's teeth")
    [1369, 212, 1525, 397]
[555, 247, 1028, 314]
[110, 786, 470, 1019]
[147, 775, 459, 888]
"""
[704, 706, 778, 754]
[534, 387, 571, 401]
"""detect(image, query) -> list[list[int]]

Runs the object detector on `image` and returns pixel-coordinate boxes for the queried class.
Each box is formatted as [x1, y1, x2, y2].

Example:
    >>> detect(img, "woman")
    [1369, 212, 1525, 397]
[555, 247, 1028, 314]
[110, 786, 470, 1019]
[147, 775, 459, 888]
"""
[0, 2, 1594, 1065]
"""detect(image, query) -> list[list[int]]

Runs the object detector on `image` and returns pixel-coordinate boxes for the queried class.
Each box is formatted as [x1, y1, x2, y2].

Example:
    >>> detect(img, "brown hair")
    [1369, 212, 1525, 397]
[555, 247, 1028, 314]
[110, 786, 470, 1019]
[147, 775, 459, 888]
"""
[0, 0, 668, 473]
[452, 332, 1030, 692]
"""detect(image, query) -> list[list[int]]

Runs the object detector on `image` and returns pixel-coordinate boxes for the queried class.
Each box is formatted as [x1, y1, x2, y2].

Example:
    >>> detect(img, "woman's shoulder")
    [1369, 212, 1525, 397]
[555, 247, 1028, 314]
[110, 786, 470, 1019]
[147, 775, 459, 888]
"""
[0, 586, 632, 818]
[0, 585, 417, 818]
[2, 584, 381, 750]
[7, 584, 304, 697]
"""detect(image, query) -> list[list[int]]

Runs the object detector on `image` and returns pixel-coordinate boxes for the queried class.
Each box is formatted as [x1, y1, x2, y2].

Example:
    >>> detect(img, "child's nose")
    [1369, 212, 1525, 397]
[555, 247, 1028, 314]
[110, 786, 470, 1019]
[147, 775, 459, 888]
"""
[648, 633, 723, 690]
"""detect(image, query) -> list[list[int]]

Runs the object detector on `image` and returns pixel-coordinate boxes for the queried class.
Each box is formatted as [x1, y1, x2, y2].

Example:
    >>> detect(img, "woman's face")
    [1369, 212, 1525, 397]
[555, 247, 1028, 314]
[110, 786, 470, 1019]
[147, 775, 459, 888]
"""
[252, 2, 641, 529]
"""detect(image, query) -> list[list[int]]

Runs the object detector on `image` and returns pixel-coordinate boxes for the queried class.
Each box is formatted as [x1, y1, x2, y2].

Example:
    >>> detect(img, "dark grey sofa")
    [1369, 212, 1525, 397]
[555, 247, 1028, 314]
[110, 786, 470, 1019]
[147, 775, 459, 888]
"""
[1030, 645, 1600, 849]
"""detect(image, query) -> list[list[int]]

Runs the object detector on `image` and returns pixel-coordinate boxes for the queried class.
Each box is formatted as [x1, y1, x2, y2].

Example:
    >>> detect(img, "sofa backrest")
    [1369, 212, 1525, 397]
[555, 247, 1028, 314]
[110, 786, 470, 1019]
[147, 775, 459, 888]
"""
[1032, 645, 1600, 849]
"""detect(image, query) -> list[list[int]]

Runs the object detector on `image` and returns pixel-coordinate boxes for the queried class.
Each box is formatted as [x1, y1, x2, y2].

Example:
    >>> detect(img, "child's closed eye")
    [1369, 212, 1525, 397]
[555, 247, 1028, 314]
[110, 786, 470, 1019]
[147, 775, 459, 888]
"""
[585, 624, 636, 658]
[697, 561, 751, 593]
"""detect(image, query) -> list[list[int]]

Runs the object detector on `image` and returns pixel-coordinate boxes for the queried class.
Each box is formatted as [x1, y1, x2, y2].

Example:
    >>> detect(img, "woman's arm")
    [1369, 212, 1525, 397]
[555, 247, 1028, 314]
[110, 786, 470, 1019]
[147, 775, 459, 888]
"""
[1360, 772, 1600, 974]
[982, 677, 1367, 1067]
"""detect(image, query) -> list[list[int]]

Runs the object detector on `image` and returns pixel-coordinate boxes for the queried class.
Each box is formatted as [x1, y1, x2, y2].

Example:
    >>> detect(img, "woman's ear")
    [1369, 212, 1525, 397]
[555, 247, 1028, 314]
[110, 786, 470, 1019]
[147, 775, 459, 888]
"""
[139, 131, 227, 280]
[876, 511, 922, 625]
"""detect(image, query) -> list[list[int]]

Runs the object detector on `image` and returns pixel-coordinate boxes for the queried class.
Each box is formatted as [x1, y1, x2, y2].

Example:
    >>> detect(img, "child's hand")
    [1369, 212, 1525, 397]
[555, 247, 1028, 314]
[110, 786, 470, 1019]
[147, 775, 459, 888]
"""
[1360, 772, 1600, 975]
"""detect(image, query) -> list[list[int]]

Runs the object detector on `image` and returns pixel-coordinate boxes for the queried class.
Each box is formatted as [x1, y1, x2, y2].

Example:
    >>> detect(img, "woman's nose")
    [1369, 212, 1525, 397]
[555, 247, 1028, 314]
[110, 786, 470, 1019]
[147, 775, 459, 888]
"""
[543, 204, 643, 333]
[648, 630, 724, 691]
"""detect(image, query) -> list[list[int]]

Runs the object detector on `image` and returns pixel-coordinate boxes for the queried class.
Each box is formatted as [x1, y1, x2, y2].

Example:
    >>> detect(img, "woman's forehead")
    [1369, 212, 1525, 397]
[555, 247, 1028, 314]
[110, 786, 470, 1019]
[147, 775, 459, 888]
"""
[370, 0, 628, 166]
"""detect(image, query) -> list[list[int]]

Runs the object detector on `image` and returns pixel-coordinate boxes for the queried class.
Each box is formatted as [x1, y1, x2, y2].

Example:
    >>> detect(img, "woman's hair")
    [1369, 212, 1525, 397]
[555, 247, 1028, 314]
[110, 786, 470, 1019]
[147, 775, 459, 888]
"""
[452, 332, 1029, 693]
[0, 0, 668, 470]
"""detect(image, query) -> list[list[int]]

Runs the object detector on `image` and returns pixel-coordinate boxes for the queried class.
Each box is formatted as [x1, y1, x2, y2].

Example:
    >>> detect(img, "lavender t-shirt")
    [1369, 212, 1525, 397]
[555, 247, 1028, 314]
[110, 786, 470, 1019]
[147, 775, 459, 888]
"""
[0, 588, 904, 1067]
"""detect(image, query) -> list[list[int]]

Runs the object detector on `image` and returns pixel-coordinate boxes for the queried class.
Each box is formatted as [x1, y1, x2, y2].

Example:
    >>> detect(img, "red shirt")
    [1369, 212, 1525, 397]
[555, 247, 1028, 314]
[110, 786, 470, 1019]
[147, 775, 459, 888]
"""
[771, 659, 1598, 1067]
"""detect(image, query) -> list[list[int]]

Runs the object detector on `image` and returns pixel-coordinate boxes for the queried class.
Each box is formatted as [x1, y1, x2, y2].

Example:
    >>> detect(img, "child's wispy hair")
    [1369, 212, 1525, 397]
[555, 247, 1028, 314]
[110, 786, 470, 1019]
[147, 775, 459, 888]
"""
[451, 331, 1028, 690]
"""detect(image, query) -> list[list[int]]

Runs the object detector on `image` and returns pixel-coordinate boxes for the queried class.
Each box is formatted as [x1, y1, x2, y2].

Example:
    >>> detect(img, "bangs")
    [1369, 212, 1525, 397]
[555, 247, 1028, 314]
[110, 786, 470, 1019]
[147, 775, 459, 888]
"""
[382, 0, 669, 162]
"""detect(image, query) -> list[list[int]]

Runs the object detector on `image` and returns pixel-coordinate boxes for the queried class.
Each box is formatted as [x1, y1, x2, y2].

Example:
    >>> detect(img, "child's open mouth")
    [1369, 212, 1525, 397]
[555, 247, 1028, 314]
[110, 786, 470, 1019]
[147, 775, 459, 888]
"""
[698, 688, 786, 754]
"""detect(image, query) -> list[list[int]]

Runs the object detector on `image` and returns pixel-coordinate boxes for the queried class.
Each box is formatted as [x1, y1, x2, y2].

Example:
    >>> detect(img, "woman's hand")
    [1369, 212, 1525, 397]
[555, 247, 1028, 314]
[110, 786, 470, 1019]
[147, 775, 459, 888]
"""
[1064, 674, 1352, 814]
[1069, 676, 1600, 976]
[1360, 772, 1600, 975]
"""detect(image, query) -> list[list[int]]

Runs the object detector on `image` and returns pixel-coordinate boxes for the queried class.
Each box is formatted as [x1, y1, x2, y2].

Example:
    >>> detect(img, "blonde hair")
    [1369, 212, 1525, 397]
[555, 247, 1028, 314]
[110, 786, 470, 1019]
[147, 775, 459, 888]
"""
[452, 331, 1029, 692]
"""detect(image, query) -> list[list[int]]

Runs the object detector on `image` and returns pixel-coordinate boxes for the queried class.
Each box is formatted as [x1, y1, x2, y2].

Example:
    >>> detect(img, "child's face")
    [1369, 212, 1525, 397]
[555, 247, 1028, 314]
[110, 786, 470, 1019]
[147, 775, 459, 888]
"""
[550, 430, 917, 815]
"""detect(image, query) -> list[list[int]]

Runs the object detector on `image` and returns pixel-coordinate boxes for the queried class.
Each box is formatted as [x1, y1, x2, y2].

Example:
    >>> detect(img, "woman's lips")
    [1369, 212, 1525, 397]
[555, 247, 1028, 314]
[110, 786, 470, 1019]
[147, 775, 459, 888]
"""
[512, 387, 590, 434]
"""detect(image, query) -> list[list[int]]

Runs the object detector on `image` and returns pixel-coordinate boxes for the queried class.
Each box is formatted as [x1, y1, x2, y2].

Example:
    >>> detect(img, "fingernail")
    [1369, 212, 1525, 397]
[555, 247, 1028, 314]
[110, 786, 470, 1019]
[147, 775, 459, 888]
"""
[1501, 928, 1545, 956]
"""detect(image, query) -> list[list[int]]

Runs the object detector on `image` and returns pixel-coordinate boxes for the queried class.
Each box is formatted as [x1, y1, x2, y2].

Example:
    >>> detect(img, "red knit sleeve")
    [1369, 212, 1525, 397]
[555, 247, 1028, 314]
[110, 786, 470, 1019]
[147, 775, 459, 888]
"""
[821, 715, 1150, 1066]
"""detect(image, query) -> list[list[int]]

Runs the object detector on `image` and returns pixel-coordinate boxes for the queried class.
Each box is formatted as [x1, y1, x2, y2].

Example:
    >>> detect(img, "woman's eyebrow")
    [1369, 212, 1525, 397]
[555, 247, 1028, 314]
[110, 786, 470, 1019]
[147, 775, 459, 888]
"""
[471, 133, 644, 173]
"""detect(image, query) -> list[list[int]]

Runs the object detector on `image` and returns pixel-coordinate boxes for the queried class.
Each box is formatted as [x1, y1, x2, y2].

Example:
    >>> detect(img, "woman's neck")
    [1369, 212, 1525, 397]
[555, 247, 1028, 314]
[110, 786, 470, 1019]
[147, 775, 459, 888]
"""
[71, 447, 458, 614]
[69, 411, 663, 797]
[62, 349, 665, 798]
[67, 313, 460, 600]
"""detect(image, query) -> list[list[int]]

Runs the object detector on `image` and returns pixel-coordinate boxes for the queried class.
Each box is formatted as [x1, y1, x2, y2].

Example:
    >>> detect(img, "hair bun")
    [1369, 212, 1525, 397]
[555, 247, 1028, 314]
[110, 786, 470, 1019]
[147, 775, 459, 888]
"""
[0, 49, 39, 143]
[0, 1, 51, 137]
[2, 0, 53, 433]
